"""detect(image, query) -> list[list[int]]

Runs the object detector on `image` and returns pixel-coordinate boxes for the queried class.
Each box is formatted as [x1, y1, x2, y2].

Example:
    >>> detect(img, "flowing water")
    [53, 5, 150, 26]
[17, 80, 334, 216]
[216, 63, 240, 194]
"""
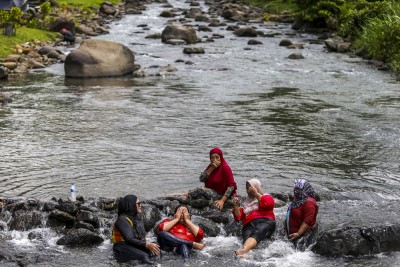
[1, 0, 400, 266]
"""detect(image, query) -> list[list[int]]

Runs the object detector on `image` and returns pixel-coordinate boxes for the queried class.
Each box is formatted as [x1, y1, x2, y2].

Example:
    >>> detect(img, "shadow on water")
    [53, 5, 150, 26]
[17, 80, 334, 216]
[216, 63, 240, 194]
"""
[64, 77, 153, 88]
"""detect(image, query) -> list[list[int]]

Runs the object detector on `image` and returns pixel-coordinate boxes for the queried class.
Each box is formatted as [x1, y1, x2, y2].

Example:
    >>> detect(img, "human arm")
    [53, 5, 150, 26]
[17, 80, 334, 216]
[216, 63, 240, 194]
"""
[214, 185, 235, 210]
[232, 196, 241, 218]
[115, 217, 146, 248]
[289, 222, 310, 240]
[160, 218, 180, 232]
[289, 201, 317, 240]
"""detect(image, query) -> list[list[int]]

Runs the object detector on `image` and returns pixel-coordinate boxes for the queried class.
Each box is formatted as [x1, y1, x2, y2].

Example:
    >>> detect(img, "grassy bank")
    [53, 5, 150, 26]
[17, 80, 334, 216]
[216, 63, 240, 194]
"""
[0, 27, 58, 58]
[0, 0, 122, 59]
[242, 0, 297, 14]
[55, 0, 121, 8]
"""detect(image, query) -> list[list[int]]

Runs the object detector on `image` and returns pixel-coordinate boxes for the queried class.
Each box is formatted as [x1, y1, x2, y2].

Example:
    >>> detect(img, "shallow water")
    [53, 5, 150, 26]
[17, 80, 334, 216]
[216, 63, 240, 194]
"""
[1, 0, 400, 266]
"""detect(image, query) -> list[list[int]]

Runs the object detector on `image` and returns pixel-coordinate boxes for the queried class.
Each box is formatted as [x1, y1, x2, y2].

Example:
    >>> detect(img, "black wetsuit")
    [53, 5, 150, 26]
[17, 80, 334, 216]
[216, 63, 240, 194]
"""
[63, 31, 75, 44]
[112, 214, 154, 264]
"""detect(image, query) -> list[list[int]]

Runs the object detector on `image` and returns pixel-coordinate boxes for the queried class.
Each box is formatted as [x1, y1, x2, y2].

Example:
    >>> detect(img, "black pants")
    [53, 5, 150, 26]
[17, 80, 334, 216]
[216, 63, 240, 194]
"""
[242, 218, 276, 244]
[157, 231, 193, 259]
[113, 242, 154, 264]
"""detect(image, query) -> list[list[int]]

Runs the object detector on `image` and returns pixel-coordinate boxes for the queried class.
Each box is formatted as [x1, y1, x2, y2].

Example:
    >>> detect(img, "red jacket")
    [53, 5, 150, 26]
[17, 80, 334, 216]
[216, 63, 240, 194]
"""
[233, 194, 275, 227]
[288, 197, 318, 234]
[157, 219, 204, 242]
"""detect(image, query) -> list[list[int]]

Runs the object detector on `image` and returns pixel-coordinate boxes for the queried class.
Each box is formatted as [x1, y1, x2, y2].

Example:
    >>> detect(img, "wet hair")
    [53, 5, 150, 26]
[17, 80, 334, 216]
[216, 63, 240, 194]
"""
[118, 195, 138, 217]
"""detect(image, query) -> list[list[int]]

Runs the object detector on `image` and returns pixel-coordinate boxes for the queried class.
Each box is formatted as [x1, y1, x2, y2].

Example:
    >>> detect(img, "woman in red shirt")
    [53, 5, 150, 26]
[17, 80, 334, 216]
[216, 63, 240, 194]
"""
[157, 205, 205, 260]
[197, 147, 237, 210]
[233, 179, 276, 256]
[285, 179, 318, 248]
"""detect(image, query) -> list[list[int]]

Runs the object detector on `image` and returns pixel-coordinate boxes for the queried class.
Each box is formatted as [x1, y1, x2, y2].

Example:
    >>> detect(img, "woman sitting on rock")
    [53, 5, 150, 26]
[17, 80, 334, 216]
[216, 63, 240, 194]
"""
[285, 179, 319, 250]
[233, 179, 276, 256]
[112, 195, 160, 264]
[191, 147, 237, 210]
[157, 205, 205, 260]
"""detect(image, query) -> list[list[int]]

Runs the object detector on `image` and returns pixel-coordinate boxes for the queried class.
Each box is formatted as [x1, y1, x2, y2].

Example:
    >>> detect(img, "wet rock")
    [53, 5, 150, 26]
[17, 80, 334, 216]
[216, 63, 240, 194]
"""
[160, 10, 175, 17]
[56, 201, 79, 215]
[201, 211, 230, 224]
[234, 26, 257, 37]
[183, 46, 205, 54]
[100, 2, 117, 16]
[0, 93, 12, 104]
[1, 62, 17, 70]
[288, 53, 304, 59]
[142, 204, 162, 231]
[188, 196, 210, 209]
[248, 39, 262, 45]
[28, 230, 44, 240]
[324, 36, 352, 52]
[56, 228, 104, 246]
[274, 198, 286, 208]
[313, 224, 400, 256]
[49, 209, 75, 223]
[288, 44, 304, 49]
[64, 39, 135, 78]
[198, 25, 212, 32]
[43, 201, 57, 212]
[208, 19, 221, 27]
[279, 39, 293, 47]
[161, 25, 198, 44]
[75, 221, 95, 232]
[0, 66, 9, 79]
[191, 215, 220, 237]
[145, 33, 162, 39]
[76, 25, 98, 36]
[76, 210, 100, 228]
[185, 7, 203, 19]
[8, 211, 43, 231]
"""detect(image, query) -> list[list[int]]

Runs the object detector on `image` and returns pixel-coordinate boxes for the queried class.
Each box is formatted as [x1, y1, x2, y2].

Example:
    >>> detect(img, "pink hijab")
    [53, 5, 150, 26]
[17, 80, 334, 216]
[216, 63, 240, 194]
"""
[204, 148, 237, 195]
[242, 179, 263, 215]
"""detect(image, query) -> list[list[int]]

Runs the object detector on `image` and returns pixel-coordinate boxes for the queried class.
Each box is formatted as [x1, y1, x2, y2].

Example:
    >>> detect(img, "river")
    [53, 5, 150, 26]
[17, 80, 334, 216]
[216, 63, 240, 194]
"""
[0, 0, 399, 266]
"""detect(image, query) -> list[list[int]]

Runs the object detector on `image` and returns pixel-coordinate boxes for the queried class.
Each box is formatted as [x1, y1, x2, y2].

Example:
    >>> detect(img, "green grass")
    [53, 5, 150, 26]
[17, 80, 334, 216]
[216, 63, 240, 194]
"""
[55, 0, 121, 9]
[0, 27, 58, 58]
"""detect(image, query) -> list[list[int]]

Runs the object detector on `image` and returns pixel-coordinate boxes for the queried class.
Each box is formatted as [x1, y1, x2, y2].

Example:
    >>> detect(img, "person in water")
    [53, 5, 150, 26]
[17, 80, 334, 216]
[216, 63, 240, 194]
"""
[285, 179, 319, 249]
[197, 147, 237, 210]
[233, 179, 276, 256]
[157, 205, 205, 260]
[112, 195, 160, 264]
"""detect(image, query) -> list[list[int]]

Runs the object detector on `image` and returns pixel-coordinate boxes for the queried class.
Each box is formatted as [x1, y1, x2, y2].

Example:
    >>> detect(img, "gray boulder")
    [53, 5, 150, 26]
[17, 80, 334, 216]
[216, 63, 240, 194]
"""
[234, 26, 258, 37]
[64, 39, 135, 78]
[161, 25, 198, 44]
[56, 229, 104, 246]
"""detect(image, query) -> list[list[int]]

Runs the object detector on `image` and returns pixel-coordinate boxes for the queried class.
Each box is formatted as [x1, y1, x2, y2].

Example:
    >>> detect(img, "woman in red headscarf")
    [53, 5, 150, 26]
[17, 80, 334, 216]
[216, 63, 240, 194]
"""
[198, 147, 237, 210]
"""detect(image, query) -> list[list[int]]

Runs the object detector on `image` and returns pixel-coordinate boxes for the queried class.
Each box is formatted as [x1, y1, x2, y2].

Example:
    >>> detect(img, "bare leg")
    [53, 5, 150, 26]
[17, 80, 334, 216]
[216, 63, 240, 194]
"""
[235, 237, 257, 256]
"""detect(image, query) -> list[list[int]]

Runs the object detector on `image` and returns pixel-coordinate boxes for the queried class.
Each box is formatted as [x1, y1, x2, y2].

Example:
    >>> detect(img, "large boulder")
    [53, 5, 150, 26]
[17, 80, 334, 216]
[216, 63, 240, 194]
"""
[312, 224, 400, 256]
[161, 25, 198, 44]
[56, 229, 104, 246]
[64, 39, 135, 78]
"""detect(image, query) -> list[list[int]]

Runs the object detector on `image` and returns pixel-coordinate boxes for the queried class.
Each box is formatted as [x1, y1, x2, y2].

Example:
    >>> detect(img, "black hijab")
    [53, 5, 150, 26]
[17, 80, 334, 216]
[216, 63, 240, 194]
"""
[118, 195, 138, 217]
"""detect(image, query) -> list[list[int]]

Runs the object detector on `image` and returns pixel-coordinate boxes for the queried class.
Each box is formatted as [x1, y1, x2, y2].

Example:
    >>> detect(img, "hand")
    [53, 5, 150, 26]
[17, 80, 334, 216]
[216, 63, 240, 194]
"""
[247, 186, 258, 198]
[174, 208, 182, 220]
[145, 242, 160, 255]
[183, 210, 190, 223]
[214, 199, 225, 210]
[289, 232, 301, 240]
[233, 197, 240, 207]
[211, 159, 221, 168]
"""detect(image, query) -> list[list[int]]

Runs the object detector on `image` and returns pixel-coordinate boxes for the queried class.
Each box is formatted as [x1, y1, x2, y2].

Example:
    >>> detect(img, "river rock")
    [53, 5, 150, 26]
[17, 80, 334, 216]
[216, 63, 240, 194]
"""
[312, 224, 400, 256]
[0, 66, 9, 79]
[142, 204, 162, 231]
[48, 17, 75, 33]
[279, 39, 293, 46]
[234, 26, 257, 37]
[324, 36, 352, 52]
[100, 2, 117, 15]
[0, 93, 12, 104]
[8, 211, 43, 231]
[248, 39, 262, 45]
[160, 9, 175, 17]
[49, 209, 75, 223]
[288, 53, 304, 59]
[198, 25, 212, 32]
[161, 25, 198, 44]
[64, 39, 135, 78]
[75, 221, 95, 232]
[191, 215, 221, 237]
[56, 201, 79, 215]
[56, 228, 104, 246]
[165, 39, 186, 45]
[76, 210, 100, 228]
[183, 46, 205, 54]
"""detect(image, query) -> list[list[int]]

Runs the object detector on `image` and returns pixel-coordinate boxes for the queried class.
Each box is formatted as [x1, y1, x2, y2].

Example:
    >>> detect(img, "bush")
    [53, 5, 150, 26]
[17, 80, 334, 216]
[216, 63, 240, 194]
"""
[354, 2, 400, 72]
[293, 0, 344, 28]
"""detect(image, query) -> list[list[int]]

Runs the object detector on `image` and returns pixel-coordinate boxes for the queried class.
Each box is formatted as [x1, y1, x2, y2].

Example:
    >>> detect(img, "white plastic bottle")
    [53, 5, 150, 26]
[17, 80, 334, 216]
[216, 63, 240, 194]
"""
[70, 182, 76, 202]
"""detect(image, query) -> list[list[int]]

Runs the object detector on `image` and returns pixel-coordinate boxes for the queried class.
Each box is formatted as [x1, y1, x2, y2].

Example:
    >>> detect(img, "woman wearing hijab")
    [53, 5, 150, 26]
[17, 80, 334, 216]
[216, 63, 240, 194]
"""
[112, 195, 160, 264]
[157, 205, 205, 260]
[197, 147, 237, 210]
[232, 179, 276, 256]
[285, 179, 318, 248]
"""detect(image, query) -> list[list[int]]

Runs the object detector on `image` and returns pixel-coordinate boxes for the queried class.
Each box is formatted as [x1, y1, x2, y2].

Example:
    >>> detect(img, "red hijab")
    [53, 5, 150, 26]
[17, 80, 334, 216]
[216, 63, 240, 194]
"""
[204, 148, 237, 195]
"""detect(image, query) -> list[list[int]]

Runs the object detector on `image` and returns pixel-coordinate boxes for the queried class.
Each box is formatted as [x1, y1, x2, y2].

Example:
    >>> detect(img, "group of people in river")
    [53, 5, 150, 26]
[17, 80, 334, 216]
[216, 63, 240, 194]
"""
[111, 147, 319, 264]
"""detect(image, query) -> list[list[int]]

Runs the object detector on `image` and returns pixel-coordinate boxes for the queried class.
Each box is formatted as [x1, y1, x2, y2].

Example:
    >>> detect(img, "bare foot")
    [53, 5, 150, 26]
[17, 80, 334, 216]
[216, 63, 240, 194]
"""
[193, 242, 206, 250]
[234, 248, 248, 258]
